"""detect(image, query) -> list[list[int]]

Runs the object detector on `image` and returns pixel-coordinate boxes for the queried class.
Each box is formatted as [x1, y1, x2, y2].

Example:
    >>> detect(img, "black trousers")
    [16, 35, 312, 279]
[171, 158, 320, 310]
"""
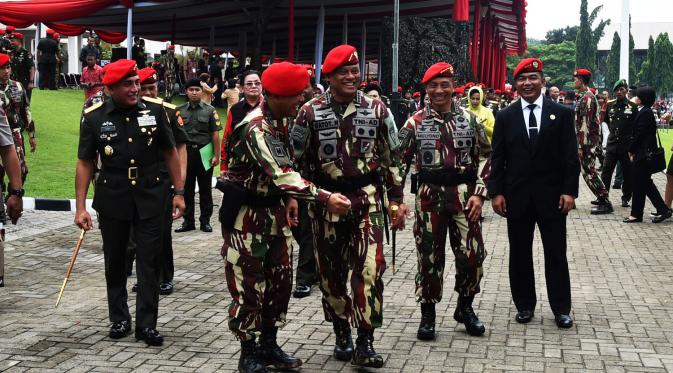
[506, 201, 571, 315]
[99, 211, 162, 328]
[630, 160, 668, 219]
[291, 201, 317, 286]
[184, 146, 213, 226]
[601, 150, 633, 200]
[38, 63, 56, 89]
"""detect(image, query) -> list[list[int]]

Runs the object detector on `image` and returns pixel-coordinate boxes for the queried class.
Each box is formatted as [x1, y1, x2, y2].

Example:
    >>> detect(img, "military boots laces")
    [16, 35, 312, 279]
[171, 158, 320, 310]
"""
[417, 302, 436, 340]
[258, 327, 302, 369]
[238, 339, 268, 373]
[352, 328, 384, 368]
[453, 295, 486, 336]
[332, 319, 354, 361]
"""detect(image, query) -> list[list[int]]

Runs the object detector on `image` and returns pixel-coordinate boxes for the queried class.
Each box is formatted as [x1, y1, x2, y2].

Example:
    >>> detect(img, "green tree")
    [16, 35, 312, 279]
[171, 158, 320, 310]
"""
[606, 32, 620, 86]
[638, 35, 655, 85]
[545, 26, 579, 44]
[575, 0, 610, 72]
[507, 40, 577, 89]
[652, 33, 673, 95]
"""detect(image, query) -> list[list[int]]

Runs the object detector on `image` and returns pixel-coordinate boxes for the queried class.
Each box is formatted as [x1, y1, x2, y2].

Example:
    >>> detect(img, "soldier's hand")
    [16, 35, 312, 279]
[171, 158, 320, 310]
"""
[74, 209, 93, 231]
[7, 195, 23, 225]
[390, 202, 410, 230]
[210, 155, 220, 167]
[465, 196, 484, 223]
[577, 148, 584, 159]
[172, 195, 186, 219]
[559, 194, 575, 214]
[492, 195, 507, 217]
[285, 197, 299, 227]
[326, 193, 351, 215]
[29, 137, 36, 153]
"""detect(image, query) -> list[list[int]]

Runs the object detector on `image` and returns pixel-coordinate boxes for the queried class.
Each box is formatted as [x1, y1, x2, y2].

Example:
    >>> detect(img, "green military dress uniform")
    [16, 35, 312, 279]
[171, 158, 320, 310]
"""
[177, 100, 220, 229]
[601, 97, 637, 204]
[9, 47, 33, 100]
[78, 96, 176, 330]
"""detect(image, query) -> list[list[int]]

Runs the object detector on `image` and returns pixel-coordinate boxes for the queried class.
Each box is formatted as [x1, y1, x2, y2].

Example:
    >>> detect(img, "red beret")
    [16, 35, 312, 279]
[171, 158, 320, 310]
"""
[322, 44, 359, 74]
[0, 54, 10, 68]
[53, 33, 60, 39]
[10, 32, 23, 40]
[412, 91, 421, 98]
[5, 26, 15, 33]
[102, 59, 138, 87]
[513, 57, 543, 78]
[422, 62, 454, 84]
[454, 87, 465, 95]
[138, 67, 158, 85]
[0, 30, 5, 36]
[574, 68, 591, 77]
[559, 90, 566, 95]
[495, 89, 502, 94]
[168, 45, 175, 50]
[262, 62, 309, 96]
[465, 82, 475, 88]
[46, 29, 55, 35]
[397, 85, 402, 93]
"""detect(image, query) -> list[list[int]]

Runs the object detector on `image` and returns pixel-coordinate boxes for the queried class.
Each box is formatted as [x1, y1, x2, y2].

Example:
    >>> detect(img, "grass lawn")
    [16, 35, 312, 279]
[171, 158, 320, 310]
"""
[26, 89, 228, 199]
[24, 89, 673, 199]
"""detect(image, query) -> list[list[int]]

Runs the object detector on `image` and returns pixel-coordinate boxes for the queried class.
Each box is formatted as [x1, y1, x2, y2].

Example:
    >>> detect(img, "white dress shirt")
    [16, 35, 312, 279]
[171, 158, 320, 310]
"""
[520, 94, 544, 138]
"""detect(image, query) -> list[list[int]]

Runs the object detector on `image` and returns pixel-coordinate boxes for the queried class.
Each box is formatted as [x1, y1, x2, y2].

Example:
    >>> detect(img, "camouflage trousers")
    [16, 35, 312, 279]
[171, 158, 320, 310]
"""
[312, 210, 386, 330]
[414, 209, 487, 303]
[224, 230, 293, 341]
[580, 145, 608, 199]
[164, 73, 176, 101]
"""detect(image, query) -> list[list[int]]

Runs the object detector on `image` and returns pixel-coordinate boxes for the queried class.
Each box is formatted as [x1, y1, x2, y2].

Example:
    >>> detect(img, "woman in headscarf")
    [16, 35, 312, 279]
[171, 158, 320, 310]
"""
[466, 86, 495, 143]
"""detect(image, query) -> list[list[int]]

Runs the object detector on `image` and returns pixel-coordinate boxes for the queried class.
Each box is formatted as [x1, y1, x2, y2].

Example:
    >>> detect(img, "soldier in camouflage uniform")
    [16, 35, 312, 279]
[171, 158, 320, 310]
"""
[573, 69, 612, 214]
[0, 54, 35, 184]
[397, 62, 490, 340]
[291, 45, 409, 369]
[8, 33, 34, 101]
[161, 45, 177, 102]
[221, 62, 350, 373]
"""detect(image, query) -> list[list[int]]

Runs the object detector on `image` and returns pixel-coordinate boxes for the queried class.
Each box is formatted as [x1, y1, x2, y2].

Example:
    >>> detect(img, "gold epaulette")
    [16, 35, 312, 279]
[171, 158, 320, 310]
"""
[607, 98, 617, 103]
[83, 101, 103, 114]
[162, 101, 177, 110]
[142, 96, 163, 105]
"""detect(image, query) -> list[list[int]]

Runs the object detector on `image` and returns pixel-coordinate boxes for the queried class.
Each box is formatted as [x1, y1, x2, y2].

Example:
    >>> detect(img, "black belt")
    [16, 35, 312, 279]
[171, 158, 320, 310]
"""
[215, 178, 282, 208]
[313, 172, 381, 193]
[417, 168, 477, 186]
[102, 164, 160, 180]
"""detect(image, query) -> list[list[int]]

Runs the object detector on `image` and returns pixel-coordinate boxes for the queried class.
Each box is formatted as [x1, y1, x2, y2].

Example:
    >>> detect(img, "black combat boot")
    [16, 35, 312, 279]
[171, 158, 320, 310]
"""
[333, 319, 354, 361]
[416, 303, 436, 341]
[258, 327, 302, 369]
[453, 295, 486, 336]
[352, 328, 384, 368]
[590, 197, 614, 215]
[238, 339, 268, 373]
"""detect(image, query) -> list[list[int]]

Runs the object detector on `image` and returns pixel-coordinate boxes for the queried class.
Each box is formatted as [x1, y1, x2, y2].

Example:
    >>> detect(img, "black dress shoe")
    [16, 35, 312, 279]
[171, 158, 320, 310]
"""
[110, 320, 132, 339]
[293, 284, 311, 298]
[590, 198, 600, 205]
[652, 209, 672, 223]
[159, 282, 174, 295]
[621, 197, 630, 208]
[200, 223, 213, 232]
[612, 183, 622, 189]
[623, 216, 642, 223]
[591, 201, 614, 215]
[515, 310, 534, 324]
[0, 276, 4, 287]
[135, 327, 164, 346]
[555, 314, 573, 328]
[174, 224, 195, 233]
[131, 283, 138, 292]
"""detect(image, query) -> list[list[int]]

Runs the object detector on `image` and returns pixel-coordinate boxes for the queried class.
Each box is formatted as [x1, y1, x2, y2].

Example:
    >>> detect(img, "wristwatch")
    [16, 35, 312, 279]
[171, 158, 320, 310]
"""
[174, 188, 185, 196]
[10, 188, 25, 197]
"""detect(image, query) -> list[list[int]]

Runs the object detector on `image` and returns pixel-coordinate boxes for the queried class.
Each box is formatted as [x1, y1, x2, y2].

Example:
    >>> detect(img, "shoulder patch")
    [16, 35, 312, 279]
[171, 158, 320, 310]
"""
[142, 96, 163, 105]
[162, 101, 177, 110]
[608, 99, 616, 103]
[84, 101, 104, 114]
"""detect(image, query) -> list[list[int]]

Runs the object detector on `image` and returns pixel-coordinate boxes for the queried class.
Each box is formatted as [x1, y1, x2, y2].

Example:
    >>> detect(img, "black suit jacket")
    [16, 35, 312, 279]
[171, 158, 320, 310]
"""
[629, 106, 658, 161]
[488, 97, 580, 219]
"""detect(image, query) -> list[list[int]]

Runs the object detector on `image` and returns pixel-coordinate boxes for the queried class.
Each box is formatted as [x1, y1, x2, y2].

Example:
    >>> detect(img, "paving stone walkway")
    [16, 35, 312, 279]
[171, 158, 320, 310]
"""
[1, 175, 672, 372]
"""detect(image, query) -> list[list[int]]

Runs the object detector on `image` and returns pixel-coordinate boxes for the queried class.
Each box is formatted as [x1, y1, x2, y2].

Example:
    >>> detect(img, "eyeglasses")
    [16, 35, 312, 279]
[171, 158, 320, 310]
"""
[245, 81, 261, 87]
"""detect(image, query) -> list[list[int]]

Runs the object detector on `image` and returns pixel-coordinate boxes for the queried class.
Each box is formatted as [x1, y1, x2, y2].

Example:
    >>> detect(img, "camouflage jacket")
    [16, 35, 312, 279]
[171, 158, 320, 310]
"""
[161, 54, 177, 76]
[398, 105, 491, 213]
[227, 101, 331, 236]
[291, 89, 404, 222]
[574, 90, 600, 148]
[10, 47, 34, 87]
[0, 80, 34, 133]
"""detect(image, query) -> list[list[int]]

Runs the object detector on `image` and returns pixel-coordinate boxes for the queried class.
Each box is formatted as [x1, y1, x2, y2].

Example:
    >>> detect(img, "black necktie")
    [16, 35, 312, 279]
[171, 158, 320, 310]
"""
[527, 104, 538, 147]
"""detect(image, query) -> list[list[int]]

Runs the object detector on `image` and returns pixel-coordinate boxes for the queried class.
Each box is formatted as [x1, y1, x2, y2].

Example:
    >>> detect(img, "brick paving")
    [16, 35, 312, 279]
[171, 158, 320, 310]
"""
[1, 175, 672, 372]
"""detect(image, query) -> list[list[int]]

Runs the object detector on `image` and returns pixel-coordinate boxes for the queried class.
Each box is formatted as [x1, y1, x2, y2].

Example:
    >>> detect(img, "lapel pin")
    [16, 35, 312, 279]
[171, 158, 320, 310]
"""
[550, 114, 556, 120]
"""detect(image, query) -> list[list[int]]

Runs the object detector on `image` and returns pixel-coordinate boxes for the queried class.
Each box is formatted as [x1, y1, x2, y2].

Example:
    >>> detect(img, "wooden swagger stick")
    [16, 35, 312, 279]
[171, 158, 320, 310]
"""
[55, 229, 86, 308]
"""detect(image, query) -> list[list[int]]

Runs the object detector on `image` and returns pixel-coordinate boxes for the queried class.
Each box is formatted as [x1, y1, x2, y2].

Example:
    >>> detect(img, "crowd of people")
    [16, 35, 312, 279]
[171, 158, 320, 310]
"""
[1, 24, 673, 371]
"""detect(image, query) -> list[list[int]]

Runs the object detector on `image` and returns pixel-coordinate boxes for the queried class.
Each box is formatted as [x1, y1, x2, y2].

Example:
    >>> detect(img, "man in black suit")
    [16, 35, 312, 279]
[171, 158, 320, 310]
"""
[488, 58, 580, 329]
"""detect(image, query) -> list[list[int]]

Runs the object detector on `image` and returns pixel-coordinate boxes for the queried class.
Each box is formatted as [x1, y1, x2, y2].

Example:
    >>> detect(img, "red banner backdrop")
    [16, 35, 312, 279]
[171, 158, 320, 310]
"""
[0, 0, 131, 23]
[452, 0, 469, 21]
[43, 22, 127, 44]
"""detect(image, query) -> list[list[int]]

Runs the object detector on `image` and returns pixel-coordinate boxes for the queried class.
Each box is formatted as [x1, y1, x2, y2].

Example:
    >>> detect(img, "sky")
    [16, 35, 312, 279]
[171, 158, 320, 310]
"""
[525, 0, 673, 40]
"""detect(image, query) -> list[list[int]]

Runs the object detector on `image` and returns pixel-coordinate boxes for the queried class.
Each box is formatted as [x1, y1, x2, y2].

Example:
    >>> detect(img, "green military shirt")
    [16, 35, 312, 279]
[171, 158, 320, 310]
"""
[10, 47, 34, 88]
[604, 97, 638, 153]
[178, 101, 221, 146]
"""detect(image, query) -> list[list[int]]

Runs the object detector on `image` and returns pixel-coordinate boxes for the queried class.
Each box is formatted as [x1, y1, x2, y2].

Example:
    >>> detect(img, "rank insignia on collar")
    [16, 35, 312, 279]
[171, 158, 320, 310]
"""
[550, 114, 556, 120]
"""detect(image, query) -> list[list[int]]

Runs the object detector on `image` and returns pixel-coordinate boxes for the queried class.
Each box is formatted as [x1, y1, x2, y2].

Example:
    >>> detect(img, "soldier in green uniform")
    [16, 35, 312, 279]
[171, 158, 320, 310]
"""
[292, 45, 409, 368]
[161, 45, 177, 102]
[600, 79, 637, 208]
[174, 78, 221, 233]
[8, 33, 34, 101]
[221, 62, 350, 373]
[74, 59, 185, 346]
[397, 62, 491, 340]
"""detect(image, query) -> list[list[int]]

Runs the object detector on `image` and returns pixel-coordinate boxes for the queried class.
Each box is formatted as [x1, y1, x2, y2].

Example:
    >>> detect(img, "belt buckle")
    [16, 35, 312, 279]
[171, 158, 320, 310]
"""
[128, 166, 138, 180]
